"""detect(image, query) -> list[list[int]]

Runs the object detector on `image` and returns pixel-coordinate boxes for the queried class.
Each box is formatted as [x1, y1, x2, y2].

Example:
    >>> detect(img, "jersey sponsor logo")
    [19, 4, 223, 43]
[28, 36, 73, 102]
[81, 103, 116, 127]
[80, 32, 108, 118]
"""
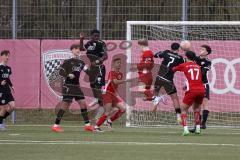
[42, 49, 72, 98]
[209, 58, 240, 95]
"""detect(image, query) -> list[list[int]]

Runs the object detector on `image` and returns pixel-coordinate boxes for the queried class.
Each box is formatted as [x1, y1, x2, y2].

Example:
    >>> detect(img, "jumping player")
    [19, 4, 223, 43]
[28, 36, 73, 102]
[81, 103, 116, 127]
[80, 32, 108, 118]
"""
[190, 44, 212, 132]
[52, 44, 94, 132]
[137, 38, 154, 101]
[0, 50, 15, 130]
[153, 43, 184, 123]
[94, 58, 130, 132]
[172, 51, 205, 136]
[80, 30, 108, 119]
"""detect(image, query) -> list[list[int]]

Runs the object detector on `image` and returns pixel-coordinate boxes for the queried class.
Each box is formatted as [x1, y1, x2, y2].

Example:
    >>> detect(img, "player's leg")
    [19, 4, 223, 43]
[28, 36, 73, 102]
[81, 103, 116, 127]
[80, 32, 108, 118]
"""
[169, 92, 181, 124]
[0, 106, 6, 130]
[76, 99, 94, 132]
[94, 92, 113, 132]
[181, 92, 195, 136]
[94, 103, 112, 132]
[193, 103, 201, 134]
[193, 92, 205, 134]
[201, 84, 210, 129]
[108, 99, 126, 125]
[152, 78, 168, 111]
[52, 99, 71, 132]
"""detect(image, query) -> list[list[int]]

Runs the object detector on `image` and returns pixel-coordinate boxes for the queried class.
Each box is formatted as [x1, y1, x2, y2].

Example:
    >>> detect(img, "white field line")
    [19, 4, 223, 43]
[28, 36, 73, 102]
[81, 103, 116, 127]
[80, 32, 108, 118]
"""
[0, 140, 240, 147]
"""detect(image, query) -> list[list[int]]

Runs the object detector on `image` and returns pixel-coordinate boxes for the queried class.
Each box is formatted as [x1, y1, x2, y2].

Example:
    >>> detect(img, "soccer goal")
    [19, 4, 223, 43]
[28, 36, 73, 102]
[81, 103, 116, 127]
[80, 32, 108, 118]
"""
[126, 21, 240, 128]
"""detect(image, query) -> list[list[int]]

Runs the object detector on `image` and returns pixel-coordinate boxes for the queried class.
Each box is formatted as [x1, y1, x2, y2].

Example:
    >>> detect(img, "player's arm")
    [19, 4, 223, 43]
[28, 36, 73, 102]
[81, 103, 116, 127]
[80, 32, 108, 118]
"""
[112, 78, 131, 85]
[59, 60, 68, 77]
[79, 32, 86, 51]
[201, 61, 211, 76]
[172, 63, 184, 72]
[99, 42, 108, 62]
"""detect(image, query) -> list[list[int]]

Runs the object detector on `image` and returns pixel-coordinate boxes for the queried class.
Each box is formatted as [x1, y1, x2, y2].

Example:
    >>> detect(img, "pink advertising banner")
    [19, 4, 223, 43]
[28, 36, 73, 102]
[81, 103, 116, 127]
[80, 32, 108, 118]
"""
[0, 40, 40, 108]
[0, 40, 239, 112]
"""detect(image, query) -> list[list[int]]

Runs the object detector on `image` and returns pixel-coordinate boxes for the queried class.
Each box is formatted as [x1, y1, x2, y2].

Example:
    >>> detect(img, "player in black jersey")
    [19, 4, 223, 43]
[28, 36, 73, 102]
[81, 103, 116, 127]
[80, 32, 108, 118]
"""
[52, 44, 94, 132]
[190, 44, 212, 132]
[153, 43, 184, 123]
[0, 50, 15, 130]
[79, 29, 108, 119]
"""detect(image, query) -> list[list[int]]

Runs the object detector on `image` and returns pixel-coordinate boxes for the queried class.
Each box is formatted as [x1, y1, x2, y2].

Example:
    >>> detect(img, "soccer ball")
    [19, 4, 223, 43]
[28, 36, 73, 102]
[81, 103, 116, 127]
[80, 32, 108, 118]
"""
[180, 40, 191, 51]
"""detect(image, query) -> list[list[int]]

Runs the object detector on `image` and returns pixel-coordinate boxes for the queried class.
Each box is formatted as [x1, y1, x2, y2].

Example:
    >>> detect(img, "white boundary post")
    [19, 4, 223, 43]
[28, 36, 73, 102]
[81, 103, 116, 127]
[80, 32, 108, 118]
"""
[125, 22, 132, 127]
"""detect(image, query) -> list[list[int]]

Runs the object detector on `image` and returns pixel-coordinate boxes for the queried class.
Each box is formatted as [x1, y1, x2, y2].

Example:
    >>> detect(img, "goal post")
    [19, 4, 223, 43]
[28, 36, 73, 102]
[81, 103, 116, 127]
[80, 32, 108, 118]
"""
[126, 21, 240, 128]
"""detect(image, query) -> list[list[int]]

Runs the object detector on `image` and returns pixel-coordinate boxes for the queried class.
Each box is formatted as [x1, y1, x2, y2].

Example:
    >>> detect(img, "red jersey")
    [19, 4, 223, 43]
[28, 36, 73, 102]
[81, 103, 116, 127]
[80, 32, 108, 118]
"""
[137, 50, 154, 75]
[103, 70, 123, 94]
[172, 61, 205, 92]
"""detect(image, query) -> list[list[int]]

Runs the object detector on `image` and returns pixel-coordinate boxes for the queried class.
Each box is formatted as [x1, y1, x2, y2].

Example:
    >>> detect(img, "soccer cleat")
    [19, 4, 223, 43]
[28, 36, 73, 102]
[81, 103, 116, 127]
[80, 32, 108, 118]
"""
[152, 96, 161, 112]
[84, 125, 94, 132]
[189, 127, 196, 133]
[52, 125, 64, 132]
[195, 127, 201, 134]
[201, 124, 207, 129]
[105, 120, 113, 129]
[94, 126, 104, 132]
[182, 129, 190, 136]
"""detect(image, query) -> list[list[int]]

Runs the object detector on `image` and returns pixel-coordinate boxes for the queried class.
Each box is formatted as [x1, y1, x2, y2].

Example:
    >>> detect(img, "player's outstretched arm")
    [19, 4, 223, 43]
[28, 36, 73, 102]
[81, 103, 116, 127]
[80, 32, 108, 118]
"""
[79, 32, 86, 51]
[113, 78, 131, 85]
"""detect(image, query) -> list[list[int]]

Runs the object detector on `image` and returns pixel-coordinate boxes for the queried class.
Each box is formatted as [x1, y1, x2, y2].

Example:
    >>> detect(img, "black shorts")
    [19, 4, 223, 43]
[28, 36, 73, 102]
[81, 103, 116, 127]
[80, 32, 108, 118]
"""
[0, 93, 14, 105]
[154, 76, 177, 95]
[89, 64, 106, 88]
[204, 84, 210, 100]
[62, 85, 85, 102]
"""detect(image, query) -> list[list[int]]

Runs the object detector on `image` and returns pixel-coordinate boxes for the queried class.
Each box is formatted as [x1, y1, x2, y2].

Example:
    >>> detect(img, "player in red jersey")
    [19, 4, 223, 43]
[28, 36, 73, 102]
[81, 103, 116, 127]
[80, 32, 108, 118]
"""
[94, 58, 130, 132]
[172, 51, 205, 136]
[137, 38, 154, 101]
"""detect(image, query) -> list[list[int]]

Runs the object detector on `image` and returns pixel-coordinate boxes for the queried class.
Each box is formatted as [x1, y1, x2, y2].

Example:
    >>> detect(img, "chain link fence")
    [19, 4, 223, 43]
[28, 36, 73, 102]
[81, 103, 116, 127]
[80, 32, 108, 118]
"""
[1, 0, 240, 39]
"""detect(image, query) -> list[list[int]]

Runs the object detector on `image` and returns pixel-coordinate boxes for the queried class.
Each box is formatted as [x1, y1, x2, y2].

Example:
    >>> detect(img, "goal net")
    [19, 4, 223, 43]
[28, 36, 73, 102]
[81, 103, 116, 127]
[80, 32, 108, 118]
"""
[126, 21, 240, 128]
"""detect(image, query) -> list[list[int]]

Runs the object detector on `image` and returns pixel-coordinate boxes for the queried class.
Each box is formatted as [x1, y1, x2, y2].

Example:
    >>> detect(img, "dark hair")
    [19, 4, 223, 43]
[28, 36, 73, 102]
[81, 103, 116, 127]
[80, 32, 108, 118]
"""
[113, 58, 121, 63]
[90, 29, 100, 35]
[70, 44, 80, 50]
[1, 50, 10, 56]
[201, 44, 212, 55]
[185, 51, 196, 61]
[171, 42, 180, 51]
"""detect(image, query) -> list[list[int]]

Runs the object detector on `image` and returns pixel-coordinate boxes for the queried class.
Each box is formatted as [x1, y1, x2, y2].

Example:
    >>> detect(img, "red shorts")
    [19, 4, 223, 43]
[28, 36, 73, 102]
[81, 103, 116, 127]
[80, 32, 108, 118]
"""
[183, 90, 205, 106]
[102, 92, 123, 106]
[138, 73, 153, 89]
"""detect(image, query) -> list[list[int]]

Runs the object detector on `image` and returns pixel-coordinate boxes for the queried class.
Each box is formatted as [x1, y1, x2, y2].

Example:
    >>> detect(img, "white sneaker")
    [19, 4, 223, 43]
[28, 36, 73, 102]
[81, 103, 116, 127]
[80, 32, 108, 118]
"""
[152, 96, 161, 112]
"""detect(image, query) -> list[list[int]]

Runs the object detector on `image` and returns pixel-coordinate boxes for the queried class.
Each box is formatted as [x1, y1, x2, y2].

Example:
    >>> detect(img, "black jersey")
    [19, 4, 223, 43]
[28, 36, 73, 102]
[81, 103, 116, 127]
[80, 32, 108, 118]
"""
[84, 40, 107, 63]
[195, 56, 211, 84]
[0, 64, 13, 94]
[155, 50, 184, 81]
[62, 58, 86, 86]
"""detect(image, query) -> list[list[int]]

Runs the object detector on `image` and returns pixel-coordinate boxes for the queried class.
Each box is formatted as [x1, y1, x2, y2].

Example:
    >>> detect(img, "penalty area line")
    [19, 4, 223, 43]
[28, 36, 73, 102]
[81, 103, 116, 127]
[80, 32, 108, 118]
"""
[0, 140, 240, 147]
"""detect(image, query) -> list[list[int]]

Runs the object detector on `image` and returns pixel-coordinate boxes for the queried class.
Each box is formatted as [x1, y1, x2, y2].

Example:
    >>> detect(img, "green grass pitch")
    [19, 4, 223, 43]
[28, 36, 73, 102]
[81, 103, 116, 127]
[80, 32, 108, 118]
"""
[0, 125, 240, 160]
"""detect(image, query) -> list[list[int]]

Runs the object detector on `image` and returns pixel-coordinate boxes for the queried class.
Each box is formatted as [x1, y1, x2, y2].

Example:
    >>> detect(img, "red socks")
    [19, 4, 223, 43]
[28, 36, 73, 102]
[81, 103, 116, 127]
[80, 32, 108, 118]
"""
[110, 110, 125, 122]
[96, 114, 107, 127]
[194, 111, 201, 125]
[181, 114, 187, 126]
[144, 89, 153, 101]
